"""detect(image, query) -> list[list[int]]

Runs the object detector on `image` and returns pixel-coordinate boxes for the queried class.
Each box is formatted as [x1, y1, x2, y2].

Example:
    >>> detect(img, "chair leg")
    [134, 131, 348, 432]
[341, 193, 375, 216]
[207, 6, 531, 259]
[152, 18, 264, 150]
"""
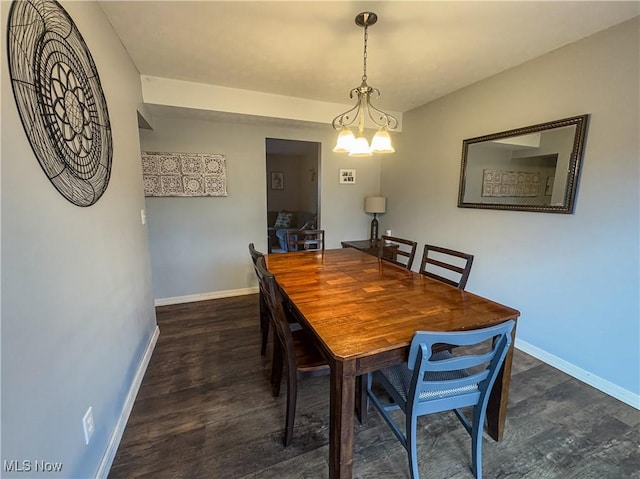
[259, 294, 269, 356]
[356, 374, 370, 425]
[406, 411, 419, 479]
[471, 406, 485, 479]
[283, 368, 297, 447]
[271, 340, 283, 397]
[364, 373, 374, 415]
[261, 314, 269, 356]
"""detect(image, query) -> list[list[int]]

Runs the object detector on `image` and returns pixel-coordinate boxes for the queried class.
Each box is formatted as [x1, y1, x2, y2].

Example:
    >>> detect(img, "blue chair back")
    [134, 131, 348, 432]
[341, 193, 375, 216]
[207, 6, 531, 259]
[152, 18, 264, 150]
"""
[407, 321, 514, 415]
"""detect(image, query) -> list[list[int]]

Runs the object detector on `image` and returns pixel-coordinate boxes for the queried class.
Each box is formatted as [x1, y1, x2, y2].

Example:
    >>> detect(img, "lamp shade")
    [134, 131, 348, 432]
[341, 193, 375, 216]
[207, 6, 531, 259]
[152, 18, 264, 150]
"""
[333, 128, 356, 153]
[370, 129, 395, 153]
[348, 136, 372, 157]
[365, 196, 386, 214]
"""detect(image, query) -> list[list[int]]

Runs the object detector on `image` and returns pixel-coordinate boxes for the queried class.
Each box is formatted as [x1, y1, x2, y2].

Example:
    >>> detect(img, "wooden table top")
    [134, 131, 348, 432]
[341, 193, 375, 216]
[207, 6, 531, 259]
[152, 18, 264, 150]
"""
[266, 248, 520, 361]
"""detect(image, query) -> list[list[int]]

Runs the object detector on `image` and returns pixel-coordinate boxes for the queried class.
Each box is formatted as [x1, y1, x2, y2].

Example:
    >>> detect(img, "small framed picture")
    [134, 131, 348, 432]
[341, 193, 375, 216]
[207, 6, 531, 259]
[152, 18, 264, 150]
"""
[271, 171, 284, 190]
[339, 169, 356, 184]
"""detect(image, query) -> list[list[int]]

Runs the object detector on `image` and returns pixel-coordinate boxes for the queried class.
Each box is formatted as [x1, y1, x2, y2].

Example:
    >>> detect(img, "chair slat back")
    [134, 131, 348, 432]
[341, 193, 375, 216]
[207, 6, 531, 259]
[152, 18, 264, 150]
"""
[407, 320, 514, 414]
[419, 244, 474, 290]
[286, 229, 325, 252]
[254, 256, 297, 363]
[379, 235, 417, 270]
[248, 242, 263, 265]
[249, 243, 267, 292]
[249, 243, 271, 355]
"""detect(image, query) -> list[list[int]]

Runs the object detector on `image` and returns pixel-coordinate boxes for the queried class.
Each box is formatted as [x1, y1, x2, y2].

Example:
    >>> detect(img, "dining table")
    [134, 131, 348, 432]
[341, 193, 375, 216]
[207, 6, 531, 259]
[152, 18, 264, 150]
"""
[265, 247, 520, 479]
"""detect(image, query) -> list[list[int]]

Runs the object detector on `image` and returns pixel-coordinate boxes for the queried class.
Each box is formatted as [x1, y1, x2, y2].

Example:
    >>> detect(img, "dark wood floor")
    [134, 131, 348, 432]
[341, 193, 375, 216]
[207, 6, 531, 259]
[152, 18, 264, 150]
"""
[109, 295, 639, 479]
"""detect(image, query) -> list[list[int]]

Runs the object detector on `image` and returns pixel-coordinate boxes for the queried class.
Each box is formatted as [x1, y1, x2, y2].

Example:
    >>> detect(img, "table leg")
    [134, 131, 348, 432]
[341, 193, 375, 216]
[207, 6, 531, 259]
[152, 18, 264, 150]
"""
[329, 358, 356, 479]
[486, 325, 517, 441]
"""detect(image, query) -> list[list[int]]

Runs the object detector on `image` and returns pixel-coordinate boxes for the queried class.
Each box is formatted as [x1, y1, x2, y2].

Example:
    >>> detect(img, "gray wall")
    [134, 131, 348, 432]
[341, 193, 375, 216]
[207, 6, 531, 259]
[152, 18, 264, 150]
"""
[140, 117, 382, 300]
[1, 1, 157, 477]
[380, 19, 639, 398]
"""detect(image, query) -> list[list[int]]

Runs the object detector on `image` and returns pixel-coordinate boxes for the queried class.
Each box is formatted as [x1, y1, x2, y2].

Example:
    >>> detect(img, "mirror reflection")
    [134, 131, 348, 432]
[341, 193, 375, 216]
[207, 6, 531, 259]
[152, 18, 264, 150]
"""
[458, 115, 588, 213]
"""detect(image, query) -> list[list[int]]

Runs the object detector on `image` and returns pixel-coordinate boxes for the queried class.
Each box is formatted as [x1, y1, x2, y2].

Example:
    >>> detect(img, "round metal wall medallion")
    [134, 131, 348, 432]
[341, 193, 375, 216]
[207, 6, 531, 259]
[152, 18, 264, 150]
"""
[7, 0, 113, 207]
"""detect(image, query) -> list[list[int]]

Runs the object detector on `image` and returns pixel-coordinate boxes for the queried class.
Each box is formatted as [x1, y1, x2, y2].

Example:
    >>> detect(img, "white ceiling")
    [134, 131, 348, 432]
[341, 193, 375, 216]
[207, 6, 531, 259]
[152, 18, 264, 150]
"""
[99, 1, 639, 114]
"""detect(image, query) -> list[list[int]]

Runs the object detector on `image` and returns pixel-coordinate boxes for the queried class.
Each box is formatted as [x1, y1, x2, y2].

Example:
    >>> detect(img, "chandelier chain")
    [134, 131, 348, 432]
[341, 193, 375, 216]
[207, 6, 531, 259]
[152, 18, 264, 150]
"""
[362, 25, 368, 82]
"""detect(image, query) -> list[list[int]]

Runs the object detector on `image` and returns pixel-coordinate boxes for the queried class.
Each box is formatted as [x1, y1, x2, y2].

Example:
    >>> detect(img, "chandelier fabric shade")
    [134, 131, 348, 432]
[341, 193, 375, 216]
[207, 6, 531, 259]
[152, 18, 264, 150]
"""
[332, 12, 397, 157]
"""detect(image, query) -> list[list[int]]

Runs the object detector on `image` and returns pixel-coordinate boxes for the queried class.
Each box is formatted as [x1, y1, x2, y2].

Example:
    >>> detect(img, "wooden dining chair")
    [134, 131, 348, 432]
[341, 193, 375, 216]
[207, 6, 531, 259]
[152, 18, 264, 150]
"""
[249, 243, 301, 356]
[419, 244, 474, 290]
[285, 229, 325, 252]
[254, 256, 329, 446]
[367, 320, 515, 479]
[248, 243, 270, 355]
[379, 235, 418, 270]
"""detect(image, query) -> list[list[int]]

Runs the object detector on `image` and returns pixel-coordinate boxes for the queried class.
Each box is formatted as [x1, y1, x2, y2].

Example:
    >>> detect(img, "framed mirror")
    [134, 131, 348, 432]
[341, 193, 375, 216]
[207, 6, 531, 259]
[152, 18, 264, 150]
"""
[458, 115, 589, 213]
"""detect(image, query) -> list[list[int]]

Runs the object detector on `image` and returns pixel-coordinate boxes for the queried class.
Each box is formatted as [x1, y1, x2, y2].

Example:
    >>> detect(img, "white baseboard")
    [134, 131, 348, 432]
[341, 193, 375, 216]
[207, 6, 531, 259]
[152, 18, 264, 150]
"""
[96, 326, 160, 479]
[154, 287, 259, 306]
[515, 338, 639, 410]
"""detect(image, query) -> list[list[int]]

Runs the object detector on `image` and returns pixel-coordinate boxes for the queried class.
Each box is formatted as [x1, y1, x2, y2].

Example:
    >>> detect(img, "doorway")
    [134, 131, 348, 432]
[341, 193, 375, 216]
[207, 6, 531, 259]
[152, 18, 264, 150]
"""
[265, 138, 320, 253]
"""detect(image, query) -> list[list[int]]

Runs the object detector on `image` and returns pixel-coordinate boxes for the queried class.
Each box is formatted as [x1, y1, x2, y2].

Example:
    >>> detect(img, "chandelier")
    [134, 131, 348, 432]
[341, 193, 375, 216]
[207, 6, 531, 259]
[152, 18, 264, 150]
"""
[332, 12, 398, 157]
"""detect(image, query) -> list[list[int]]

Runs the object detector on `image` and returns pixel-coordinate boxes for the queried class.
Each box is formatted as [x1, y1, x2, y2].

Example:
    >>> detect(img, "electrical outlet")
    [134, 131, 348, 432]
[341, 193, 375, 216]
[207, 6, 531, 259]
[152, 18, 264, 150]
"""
[82, 407, 95, 445]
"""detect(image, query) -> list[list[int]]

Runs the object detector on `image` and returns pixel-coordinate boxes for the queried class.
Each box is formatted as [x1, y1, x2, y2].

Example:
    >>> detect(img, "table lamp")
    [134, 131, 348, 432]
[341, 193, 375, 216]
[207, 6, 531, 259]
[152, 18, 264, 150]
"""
[365, 196, 386, 241]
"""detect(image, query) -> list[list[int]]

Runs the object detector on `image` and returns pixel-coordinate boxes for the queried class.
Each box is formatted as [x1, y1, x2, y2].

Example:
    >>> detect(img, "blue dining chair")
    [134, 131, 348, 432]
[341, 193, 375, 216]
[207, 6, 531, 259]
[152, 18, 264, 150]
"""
[367, 320, 515, 479]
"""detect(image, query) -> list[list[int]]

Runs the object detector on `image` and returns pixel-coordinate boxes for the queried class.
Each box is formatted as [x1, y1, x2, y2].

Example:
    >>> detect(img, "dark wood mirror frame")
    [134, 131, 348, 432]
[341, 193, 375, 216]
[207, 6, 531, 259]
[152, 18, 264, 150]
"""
[458, 115, 589, 214]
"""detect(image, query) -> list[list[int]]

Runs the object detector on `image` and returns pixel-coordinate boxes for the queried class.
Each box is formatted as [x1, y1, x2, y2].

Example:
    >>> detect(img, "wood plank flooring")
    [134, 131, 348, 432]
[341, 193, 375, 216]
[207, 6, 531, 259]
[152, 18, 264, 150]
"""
[108, 295, 639, 479]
